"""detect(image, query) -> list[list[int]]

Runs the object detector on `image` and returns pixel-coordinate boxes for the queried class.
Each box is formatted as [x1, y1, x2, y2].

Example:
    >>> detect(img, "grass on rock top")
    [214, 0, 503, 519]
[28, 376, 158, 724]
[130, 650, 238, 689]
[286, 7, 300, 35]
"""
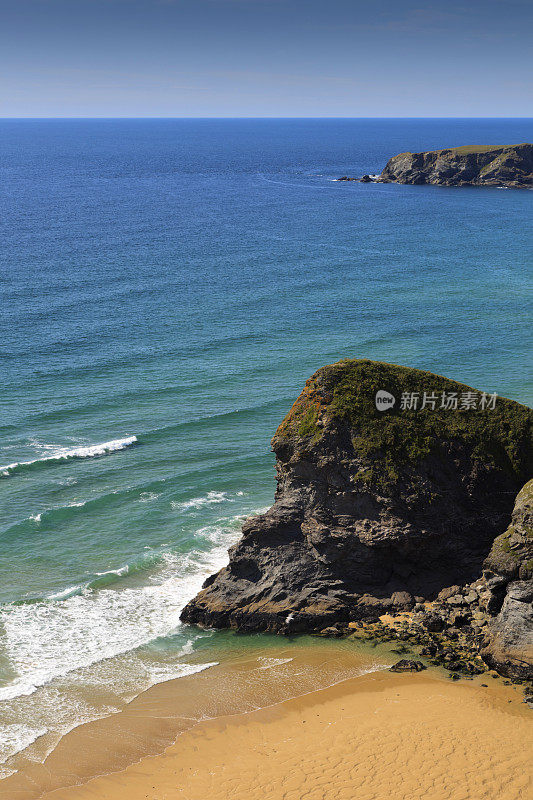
[274, 359, 532, 489]
[398, 144, 530, 157]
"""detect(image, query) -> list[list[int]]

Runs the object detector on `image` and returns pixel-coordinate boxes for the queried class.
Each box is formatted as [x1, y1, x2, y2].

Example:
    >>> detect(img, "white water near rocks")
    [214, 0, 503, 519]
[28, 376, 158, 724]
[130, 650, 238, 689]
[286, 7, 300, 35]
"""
[0, 514, 242, 771]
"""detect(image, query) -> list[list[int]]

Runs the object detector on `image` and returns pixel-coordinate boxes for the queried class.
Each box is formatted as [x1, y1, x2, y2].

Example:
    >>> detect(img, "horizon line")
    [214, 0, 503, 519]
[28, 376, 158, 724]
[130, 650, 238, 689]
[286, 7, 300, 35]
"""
[1, 115, 532, 121]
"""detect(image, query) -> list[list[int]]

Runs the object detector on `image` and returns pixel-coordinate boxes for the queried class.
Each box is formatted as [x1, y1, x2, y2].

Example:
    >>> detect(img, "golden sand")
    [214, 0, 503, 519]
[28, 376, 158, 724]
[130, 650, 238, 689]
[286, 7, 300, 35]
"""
[39, 670, 532, 800]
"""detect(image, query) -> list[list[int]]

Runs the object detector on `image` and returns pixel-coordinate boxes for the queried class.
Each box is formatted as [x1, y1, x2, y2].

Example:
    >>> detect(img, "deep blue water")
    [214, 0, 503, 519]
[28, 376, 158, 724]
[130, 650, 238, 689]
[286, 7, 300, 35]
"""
[0, 118, 532, 772]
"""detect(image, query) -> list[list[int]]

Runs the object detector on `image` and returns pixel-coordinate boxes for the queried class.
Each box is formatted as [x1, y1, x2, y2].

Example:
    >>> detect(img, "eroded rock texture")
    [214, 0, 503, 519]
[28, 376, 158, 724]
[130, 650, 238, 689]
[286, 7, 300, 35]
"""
[181, 360, 532, 638]
[378, 143, 533, 188]
[482, 480, 533, 678]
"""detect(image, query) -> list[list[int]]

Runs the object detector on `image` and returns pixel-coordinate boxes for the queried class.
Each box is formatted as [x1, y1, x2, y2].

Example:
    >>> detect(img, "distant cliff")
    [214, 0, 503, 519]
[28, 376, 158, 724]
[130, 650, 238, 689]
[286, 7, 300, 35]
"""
[378, 143, 533, 188]
[337, 144, 533, 187]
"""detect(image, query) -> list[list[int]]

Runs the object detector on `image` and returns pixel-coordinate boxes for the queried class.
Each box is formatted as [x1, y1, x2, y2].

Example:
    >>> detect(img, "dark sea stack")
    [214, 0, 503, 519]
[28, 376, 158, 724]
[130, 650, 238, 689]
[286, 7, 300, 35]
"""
[481, 480, 533, 679]
[181, 360, 532, 634]
[378, 143, 533, 188]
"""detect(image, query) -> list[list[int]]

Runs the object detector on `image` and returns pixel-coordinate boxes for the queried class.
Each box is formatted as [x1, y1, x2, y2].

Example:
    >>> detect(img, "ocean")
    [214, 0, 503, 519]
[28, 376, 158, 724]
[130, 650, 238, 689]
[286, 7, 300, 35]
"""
[1, 117, 532, 777]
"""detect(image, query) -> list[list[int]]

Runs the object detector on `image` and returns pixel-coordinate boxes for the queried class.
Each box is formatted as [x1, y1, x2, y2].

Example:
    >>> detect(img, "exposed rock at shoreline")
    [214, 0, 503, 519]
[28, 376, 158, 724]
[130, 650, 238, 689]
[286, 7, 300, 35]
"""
[181, 359, 532, 668]
[390, 659, 426, 672]
[335, 174, 376, 183]
[338, 143, 533, 188]
[481, 480, 533, 678]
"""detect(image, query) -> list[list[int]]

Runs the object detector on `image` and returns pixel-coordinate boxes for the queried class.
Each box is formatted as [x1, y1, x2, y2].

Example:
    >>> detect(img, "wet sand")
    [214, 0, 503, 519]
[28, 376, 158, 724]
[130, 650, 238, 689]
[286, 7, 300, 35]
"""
[0, 640, 385, 799]
[36, 671, 533, 800]
[2, 639, 531, 800]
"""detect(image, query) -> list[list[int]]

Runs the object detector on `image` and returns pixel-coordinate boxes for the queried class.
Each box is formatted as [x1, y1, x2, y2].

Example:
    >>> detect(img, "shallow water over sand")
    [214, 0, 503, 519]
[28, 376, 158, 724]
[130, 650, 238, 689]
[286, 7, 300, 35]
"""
[0, 637, 395, 797]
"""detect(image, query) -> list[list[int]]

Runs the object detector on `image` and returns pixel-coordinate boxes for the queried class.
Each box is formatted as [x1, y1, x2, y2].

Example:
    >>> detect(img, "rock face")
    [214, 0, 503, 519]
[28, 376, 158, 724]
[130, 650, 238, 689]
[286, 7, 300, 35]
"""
[181, 360, 532, 636]
[378, 143, 533, 188]
[481, 480, 533, 678]
[482, 582, 533, 679]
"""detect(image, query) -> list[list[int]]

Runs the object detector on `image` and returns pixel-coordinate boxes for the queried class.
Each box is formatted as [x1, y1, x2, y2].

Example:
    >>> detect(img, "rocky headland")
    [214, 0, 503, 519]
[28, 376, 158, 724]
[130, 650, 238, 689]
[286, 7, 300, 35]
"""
[181, 360, 532, 683]
[337, 143, 533, 188]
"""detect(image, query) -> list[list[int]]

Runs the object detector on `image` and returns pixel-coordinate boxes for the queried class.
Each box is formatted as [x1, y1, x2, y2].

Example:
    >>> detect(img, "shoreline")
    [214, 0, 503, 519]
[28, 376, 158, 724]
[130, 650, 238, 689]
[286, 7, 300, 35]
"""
[0, 638, 391, 799]
[39, 666, 531, 800]
[1, 637, 530, 800]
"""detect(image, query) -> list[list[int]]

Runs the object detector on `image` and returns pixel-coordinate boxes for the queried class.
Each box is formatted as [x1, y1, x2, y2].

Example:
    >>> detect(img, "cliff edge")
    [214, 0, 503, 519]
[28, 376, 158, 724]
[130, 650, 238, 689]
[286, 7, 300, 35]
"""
[181, 360, 532, 646]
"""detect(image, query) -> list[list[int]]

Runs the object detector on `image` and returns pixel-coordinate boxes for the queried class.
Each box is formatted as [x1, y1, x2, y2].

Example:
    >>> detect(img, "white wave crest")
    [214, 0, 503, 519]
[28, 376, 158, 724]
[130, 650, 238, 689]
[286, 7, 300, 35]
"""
[139, 492, 160, 503]
[0, 519, 241, 702]
[46, 585, 85, 601]
[94, 565, 129, 578]
[0, 436, 137, 477]
[171, 491, 229, 512]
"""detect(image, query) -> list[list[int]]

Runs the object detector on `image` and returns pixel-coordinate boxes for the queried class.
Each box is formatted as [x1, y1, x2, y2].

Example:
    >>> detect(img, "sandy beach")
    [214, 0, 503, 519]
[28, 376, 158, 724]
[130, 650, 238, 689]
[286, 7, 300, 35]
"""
[28, 667, 532, 800]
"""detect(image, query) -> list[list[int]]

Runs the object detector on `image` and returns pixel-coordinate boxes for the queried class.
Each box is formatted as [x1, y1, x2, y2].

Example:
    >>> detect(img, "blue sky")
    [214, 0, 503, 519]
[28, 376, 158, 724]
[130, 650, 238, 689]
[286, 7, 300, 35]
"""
[1, 0, 531, 117]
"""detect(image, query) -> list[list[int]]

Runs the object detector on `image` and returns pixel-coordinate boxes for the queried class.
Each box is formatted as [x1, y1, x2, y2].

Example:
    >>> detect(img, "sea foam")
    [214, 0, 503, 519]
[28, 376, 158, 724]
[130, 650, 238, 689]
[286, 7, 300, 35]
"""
[0, 519, 241, 703]
[0, 724, 48, 778]
[0, 436, 137, 478]
[171, 491, 229, 511]
[171, 490, 245, 513]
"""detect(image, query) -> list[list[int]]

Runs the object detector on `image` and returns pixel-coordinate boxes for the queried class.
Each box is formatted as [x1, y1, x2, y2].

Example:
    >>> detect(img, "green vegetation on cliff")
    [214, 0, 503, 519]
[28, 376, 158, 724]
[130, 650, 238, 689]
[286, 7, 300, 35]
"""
[484, 479, 533, 579]
[378, 143, 533, 188]
[407, 144, 528, 157]
[275, 359, 532, 489]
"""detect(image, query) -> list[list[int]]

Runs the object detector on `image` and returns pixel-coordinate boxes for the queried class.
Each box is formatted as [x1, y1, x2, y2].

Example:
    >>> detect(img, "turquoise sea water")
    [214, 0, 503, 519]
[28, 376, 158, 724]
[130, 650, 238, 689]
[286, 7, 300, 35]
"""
[0, 118, 532, 773]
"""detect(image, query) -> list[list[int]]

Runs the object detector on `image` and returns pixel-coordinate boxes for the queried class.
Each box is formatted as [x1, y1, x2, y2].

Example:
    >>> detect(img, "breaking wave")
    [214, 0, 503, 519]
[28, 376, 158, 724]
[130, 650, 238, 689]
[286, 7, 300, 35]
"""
[0, 436, 137, 478]
[0, 518, 242, 702]
[171, 490, 244, 512]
